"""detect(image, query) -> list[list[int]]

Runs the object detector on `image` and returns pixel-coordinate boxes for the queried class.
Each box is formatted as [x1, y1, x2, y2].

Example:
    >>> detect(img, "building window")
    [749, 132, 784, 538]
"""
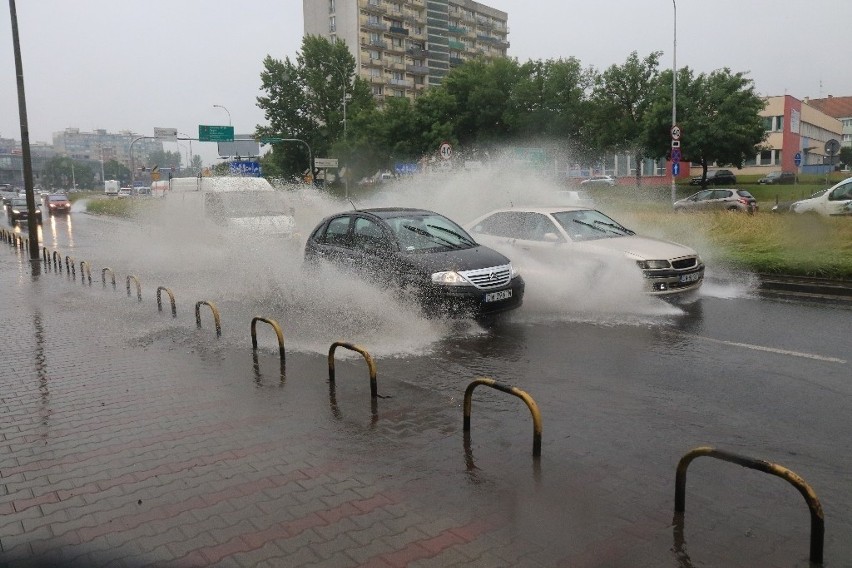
[759, 150, 772, 165]
[370, 67, 381, 78]
[372, 85, 384, 95]
[775, 150, 782, 164]
[394, 89, 405, 97]
[367, 14, 379, 25]
[763, 117, 773, 132]
[775, 115, 783, 131]
[369, 50, 381, 60]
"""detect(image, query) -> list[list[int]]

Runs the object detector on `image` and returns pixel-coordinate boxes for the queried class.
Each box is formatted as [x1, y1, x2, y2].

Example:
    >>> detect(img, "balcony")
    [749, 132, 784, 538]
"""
[406, 64, 429, 75]
[448, 40, 465, 50]
[365, 38, 388, 49]
[388, 26, 409, 36]
[388, 78, 413, 88]
[449, 57, 464, 66]
[387, 61, 406, 71]
[361, 1, 386, 15]
[384, 42, 406, 54]
[447, 25, 467, 35]
[406, 46, 428, 57]
[362, 19, 388, 32]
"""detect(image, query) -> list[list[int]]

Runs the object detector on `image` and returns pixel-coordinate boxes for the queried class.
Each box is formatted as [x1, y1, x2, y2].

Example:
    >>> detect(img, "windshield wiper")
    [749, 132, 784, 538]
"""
[572, 219, 607, 233]
[593, 220, 635, 235]
[426, 224, 476, 246]
[403, 224, 462, 249]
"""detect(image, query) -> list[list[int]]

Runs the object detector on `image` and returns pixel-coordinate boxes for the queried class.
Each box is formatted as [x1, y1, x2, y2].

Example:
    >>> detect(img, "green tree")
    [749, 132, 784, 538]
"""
[146, 149, 182, 172]
[587, 51, 661, 186]
[103, 159, 130, 184]
[41, 156, 94, 190]
[256, 35, 374, 180]
[645, 67, 767, 184]
[839, 146, 852, 169]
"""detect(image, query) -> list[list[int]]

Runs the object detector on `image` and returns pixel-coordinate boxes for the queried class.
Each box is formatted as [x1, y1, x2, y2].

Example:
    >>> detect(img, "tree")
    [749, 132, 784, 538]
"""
[146, 150, 182, 172]
[645, 67, 767, 184]
[839, 146, 852, 169]
[103, 159, 131, 184]
[41, 156, 94, 190]
[256, 35, 374, 180]
[588, 51, 661, 186]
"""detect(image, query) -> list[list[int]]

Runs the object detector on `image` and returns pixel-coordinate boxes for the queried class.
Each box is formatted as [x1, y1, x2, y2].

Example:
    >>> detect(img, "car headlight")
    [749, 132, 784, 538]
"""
[509, 263, 521, 279]
[431, 271, 469, 286]
[636, 260, 671, 269]
[11, 209, 20, 214]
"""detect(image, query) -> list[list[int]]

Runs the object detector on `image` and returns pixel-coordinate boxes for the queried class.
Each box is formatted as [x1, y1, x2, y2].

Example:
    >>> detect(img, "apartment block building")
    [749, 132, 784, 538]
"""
[303, 0, 509, 102]
[805, 95, 852, 149]
[52, 128, 163, 170]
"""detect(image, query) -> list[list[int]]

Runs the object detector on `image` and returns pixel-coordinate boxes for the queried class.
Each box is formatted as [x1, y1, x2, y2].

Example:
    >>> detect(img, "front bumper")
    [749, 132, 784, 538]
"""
[420, 276, 525, 318]
[642, 266, 705, 296]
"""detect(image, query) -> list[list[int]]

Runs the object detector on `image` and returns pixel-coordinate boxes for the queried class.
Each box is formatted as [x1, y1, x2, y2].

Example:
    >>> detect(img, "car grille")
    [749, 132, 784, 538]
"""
[459, 265, 512, 289]
[671, 257, 698, 270]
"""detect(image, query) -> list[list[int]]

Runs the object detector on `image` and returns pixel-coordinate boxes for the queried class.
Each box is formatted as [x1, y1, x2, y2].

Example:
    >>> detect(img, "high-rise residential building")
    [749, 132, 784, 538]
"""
[52, 128, 163, 169]
[303, 0, 509, 103]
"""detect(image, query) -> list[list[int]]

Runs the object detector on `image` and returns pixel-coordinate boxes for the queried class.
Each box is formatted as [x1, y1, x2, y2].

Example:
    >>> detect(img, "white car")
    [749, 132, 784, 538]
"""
[790, 177, 852, 215]
[579, 175, 615, 187]
[466, 207, 704, 296]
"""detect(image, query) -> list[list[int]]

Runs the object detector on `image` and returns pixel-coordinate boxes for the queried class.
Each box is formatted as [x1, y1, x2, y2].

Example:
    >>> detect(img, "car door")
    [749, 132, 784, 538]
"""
[314, 214, 354, 266]
[709, 190, 734, 211]
[350, 215, 397, 278]
[822, 179, 852, 215]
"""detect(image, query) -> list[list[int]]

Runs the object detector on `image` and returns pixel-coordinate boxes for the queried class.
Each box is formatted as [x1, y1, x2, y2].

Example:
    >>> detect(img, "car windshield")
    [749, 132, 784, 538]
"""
[11, 198, 28, 206]
[551, 209, 634, 241]
[384, 212, 476, 252]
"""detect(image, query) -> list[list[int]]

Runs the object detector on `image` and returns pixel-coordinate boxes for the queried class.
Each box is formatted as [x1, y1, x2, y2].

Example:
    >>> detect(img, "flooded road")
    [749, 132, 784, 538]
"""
[6, 193, 851, 566]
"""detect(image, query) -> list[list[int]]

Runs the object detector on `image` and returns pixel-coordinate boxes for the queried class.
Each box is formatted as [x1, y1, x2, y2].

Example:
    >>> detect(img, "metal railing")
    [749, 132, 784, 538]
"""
[674, 446, 824, 563]
[65, 255, 75, 279]
[328, 342, 378, 399]
[102, 267, 116, 289]
[126, 275, 141, 302]
[195, 300, 222, 338]
[156, 286, 176, 317]
[250, 316, 285, 364]
[463, 378, 542, 457]
[79, 261, 92, 285]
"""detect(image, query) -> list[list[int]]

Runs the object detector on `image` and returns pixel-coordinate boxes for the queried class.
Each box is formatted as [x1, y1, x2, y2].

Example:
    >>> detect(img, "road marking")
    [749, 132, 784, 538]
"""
[691, 334, 847, 364]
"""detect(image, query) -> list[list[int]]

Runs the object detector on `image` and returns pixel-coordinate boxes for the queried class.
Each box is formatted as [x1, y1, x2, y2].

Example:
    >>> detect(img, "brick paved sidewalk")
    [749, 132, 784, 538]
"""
[0, 242, 831, 567]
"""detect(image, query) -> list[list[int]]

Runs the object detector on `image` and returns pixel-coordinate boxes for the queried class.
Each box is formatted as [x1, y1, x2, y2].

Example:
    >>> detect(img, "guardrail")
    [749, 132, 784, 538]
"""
[251, 316, 285, 364]
[328, 342, 378, 399]
[126, 275, 141, 302]
[463, 378, 542, 457]
[156, 286, 176, 317]
[674, 446, 824, 563]
[195, 300, 221, 337]
[102, 267, 116, 289]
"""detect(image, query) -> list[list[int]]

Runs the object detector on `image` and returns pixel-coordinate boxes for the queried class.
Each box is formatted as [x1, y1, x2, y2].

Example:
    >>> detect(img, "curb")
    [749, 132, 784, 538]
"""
[756, 274, 852, 304]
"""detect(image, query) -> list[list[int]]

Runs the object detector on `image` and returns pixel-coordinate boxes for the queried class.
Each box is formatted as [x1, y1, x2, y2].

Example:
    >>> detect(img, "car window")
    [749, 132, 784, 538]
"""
[322, 216, 352, 246]
[737, 190, 754, 198]
[828, 181, 852, 201]
[353, 217, 390, 251]
[384, 213, 474, 252]
[715, 190, 733, 199]
[692, 190, 712, 201]
[49, 195, 68, 201]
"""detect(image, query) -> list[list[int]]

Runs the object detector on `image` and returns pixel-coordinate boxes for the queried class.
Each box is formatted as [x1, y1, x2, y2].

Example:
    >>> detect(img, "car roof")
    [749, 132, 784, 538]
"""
[354, 207, 438, 219]
[476, 206, 590, 216]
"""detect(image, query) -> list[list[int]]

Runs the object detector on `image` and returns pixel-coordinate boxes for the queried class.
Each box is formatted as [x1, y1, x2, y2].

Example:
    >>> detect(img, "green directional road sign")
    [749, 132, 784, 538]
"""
[198, 125, 234, 142]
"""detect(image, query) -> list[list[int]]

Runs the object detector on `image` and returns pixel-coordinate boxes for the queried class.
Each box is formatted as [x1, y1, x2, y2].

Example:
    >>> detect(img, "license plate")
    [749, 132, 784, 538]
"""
[484, 289, 512, 302]
[680, 272, 701, 283]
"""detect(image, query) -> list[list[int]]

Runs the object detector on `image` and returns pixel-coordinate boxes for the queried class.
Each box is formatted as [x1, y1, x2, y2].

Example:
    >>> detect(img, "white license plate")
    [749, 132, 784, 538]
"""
[484, 289, 512, 302]
[680, 272, 701, 283]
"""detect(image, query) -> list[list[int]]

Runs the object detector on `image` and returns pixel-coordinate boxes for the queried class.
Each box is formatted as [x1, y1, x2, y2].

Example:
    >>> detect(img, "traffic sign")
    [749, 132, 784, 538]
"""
[672, 162, 680, 176]
[794, 152, 802, 166]
[439, 142, 452, 160]
[671, 148, 682, 163]
[229, 161, 262, 176]
[315, 158, 339, 168]
[154, 127, 177, 140]
[670, 125, 681, 140]
[198, 125, 234, 142]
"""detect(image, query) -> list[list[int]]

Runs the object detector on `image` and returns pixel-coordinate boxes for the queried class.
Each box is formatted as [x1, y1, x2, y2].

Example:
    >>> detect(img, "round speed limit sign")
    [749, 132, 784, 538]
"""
[439, 142, 452, 160]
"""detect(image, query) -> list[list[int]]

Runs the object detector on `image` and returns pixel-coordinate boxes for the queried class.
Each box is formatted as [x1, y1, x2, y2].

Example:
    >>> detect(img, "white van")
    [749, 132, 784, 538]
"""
[165, 176, 296, 237]
[791, 177, 852, 215]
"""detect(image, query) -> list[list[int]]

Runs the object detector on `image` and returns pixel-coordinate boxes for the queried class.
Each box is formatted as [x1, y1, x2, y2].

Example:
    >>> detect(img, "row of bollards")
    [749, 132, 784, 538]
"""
[0, 228, 827, 564]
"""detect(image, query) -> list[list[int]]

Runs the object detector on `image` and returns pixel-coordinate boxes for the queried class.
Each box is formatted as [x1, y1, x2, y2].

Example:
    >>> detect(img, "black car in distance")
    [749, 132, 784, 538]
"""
[304, 208, 524, 318]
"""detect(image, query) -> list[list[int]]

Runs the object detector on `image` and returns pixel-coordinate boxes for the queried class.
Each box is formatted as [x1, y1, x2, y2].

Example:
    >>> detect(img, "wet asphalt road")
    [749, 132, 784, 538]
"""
[7, 208, 852, 565]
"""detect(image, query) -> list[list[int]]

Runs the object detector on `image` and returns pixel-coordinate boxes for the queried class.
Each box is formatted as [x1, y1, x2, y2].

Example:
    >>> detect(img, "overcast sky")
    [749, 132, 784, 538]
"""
[3, 0, 851, 166]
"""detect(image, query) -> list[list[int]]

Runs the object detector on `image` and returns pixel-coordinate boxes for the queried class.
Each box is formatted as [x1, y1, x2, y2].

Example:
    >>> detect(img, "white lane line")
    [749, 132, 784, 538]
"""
[690, 334, 847, 364]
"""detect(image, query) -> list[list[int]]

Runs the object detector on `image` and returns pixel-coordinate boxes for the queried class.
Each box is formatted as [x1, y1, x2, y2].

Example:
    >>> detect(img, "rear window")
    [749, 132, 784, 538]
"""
[737, 190, 754, 198]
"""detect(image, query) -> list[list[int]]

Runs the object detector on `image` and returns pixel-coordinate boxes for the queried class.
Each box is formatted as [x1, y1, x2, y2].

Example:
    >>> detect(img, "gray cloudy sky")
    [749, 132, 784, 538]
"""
[3, 0, 851, 165]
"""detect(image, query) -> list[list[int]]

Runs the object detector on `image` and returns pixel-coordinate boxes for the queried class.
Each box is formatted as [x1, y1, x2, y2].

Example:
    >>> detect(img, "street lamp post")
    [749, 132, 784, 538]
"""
[323, 61, 351, 196]
[213, 104, 232, 126]
[178, 132, 193, 173]
[671, 0, 678, 203]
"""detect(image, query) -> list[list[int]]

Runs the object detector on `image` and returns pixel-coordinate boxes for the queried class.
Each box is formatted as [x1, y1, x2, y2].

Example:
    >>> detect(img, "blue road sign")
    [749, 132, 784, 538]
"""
[229, 161, 262, 176]
[794, 152, 802, 166]
[671, 148, 682, 163]
[672, 162, 680, 176]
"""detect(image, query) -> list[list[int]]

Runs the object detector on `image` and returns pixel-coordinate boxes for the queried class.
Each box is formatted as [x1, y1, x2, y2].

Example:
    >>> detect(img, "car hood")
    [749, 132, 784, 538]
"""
[402, 245, 511, 272]
[578, 235, 698, 261]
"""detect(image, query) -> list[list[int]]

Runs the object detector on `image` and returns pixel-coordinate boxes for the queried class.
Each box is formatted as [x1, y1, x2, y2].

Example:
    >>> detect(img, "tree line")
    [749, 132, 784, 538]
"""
[256, 36, 768, 187]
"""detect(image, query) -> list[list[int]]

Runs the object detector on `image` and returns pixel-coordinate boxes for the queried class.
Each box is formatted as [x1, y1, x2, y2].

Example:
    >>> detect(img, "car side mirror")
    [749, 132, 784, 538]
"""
[471, 224, 483, 233]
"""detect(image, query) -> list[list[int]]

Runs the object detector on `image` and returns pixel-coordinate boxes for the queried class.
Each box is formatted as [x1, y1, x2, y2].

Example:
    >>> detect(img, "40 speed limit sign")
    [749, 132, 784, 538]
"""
[439, 142, 452, 160]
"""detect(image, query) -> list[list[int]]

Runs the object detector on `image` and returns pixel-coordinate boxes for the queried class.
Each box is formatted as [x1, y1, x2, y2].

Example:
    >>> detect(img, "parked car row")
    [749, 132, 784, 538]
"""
[304, 203, 705, 319]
